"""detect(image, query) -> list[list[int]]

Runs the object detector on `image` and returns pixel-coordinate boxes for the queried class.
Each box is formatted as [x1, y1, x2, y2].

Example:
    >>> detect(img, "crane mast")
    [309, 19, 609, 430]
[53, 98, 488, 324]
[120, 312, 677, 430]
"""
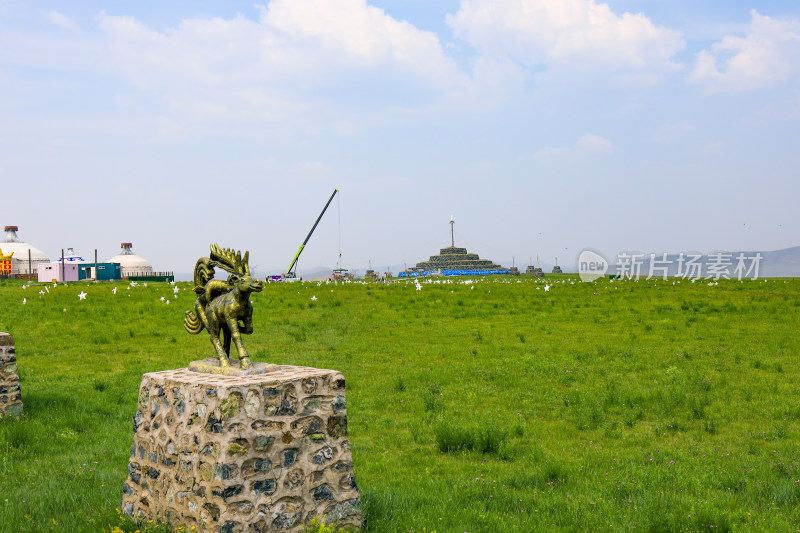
[285, 188, 339, 278]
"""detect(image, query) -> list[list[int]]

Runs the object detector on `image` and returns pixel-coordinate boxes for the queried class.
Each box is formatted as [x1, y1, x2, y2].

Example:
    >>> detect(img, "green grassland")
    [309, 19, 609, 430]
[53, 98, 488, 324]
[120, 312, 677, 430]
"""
[1, 275, 799, 532]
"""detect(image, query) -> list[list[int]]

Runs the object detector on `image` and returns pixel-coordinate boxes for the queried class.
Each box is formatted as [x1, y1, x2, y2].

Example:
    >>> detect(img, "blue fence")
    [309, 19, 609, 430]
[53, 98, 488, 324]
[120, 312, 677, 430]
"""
[398, 269, 509, 277]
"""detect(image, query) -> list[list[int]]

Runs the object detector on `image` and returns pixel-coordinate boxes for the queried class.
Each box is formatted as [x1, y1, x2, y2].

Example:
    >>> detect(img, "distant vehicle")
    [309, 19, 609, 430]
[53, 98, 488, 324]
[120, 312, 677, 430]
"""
[332, 268, 352, 280]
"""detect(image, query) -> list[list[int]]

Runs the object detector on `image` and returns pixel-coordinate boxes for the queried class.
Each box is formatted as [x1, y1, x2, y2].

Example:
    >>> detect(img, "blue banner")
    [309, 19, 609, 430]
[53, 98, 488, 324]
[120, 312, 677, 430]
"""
[398, 269, 509, 277]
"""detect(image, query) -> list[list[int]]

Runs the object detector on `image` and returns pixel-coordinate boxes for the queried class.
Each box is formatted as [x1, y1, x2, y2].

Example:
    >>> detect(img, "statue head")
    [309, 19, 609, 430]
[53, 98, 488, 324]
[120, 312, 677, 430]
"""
[210, 244, 262, 294]
[228, 273, 263, 294]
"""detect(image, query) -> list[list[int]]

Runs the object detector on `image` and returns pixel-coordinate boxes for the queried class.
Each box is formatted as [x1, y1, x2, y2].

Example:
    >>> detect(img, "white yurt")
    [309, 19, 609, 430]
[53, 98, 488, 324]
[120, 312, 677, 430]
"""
[107, 242, 153, 278]
[2, 226, 50, 275]
[56, 248, 88, 264]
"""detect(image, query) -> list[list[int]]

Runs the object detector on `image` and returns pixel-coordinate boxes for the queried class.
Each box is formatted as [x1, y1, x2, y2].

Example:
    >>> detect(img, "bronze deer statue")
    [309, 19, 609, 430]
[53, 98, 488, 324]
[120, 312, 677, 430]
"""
[184, 244, 263, 369]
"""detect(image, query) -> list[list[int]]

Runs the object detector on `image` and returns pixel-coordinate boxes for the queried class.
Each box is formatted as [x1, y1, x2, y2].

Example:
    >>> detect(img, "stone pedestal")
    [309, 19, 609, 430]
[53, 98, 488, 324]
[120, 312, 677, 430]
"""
[121, 366, 361, 532]
[0, 332, 22, 419]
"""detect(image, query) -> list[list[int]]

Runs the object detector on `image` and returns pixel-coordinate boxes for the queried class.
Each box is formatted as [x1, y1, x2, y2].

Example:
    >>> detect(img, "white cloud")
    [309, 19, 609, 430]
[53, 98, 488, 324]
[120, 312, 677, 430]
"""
[654, 120, 694, 142]
[576, 133, 614, 153]
[447, 0, 684, 78]
[97, 0, 466, 121]
[534, 133, 615, 162]
[689, 10, 800, 93]
[43, 10, 81, 33]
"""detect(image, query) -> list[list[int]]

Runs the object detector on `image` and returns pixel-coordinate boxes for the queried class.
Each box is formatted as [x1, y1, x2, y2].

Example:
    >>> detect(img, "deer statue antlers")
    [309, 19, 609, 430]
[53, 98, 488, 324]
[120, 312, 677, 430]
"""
[210, 244, 251, 276]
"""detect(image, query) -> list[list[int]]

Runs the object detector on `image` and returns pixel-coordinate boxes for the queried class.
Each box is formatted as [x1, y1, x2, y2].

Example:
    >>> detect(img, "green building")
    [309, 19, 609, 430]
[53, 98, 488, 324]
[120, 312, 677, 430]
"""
[79, 263, 121, 281]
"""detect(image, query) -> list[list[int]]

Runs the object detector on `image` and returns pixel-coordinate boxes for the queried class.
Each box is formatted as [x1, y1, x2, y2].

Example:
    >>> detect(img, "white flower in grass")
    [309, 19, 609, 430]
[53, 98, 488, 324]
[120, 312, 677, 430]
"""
[544, 285, 551, 292]
[22, 298, 26, 304]
[113, 287, 117, 294]
[45, 286, 49, 293]
[173, 287, 179, 294]
[63, 308, 66, 312]
[143, 282, 148, 287]
[39, 290, 45, 295]
[78, 291, 87, 300]
[311, 295, 317, 301]
[160, 296, 165, 301]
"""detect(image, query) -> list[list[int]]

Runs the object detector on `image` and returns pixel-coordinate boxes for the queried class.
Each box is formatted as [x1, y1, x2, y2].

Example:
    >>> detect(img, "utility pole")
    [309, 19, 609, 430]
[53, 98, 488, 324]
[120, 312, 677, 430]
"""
[61, 249, 65, 282]
[450, 215, 455, 247]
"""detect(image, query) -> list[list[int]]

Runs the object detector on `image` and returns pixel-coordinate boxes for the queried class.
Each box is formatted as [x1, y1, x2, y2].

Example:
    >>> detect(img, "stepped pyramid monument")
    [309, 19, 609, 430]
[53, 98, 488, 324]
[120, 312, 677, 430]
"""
[408, 216, 507, 275]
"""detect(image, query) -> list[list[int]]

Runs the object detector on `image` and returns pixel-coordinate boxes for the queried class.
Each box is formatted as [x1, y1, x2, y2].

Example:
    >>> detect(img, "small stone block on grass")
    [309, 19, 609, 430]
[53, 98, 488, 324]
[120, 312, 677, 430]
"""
[0, 332, 23, 419]
[121, 365, 361, 532]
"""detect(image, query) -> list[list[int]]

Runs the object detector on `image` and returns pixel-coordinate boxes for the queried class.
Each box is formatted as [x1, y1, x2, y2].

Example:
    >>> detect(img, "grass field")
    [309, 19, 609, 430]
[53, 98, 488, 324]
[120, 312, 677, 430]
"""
[0, 274, 799, 532]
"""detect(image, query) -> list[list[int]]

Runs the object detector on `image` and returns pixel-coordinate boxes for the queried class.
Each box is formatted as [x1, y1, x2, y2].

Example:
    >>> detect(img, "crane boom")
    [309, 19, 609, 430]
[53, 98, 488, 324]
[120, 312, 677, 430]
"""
[286, 188, 339, 277]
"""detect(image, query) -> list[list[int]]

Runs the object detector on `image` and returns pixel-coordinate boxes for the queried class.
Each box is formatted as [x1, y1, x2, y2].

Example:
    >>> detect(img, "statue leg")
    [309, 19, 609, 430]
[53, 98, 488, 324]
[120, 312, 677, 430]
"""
[208, 320, 229, 367]
[222, 325, 232, 356]
[227, 318, 251, 369]
[239, 318, 254, 369]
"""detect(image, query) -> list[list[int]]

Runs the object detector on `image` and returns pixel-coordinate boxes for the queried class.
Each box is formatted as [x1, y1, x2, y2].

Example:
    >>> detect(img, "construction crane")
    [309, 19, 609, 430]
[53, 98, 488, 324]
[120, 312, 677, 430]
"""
[284, 188, 338, 279]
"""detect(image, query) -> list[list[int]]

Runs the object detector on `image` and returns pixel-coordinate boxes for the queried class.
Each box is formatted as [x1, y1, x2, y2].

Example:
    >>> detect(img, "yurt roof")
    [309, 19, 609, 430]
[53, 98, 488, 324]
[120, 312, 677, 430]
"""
[2, 226, 50, 262]
[56, 248, 88, 263]
[107, 242, 152, 268]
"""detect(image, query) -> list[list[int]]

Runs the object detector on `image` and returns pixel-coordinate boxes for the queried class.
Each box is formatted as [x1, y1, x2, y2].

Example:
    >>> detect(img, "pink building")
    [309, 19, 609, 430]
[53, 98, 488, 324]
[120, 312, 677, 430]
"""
[37, 262, 80, 282]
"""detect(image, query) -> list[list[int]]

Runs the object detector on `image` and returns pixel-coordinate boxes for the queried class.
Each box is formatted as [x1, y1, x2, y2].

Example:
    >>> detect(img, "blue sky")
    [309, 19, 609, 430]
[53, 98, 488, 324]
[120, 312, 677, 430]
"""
[2, 0, 798, 274]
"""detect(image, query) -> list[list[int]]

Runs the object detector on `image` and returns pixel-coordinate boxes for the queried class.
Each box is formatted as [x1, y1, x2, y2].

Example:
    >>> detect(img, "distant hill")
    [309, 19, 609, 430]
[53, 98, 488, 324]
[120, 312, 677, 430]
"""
[759, 246, 800, 276]
[296, 266, 338, 280]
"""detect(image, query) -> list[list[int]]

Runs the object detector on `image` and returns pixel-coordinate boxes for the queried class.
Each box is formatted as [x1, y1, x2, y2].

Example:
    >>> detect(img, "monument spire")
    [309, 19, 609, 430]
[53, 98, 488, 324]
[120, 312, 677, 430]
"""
[450, 215, 455, 248]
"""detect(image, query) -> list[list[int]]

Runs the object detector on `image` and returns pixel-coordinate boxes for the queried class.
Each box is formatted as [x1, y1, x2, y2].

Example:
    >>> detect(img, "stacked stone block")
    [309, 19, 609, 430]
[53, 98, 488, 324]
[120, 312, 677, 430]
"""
[415, 246, 503, 272]
[0, 332, 22, 418]
[122, 366, 361, 532]
[526, 266, 545, 278]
